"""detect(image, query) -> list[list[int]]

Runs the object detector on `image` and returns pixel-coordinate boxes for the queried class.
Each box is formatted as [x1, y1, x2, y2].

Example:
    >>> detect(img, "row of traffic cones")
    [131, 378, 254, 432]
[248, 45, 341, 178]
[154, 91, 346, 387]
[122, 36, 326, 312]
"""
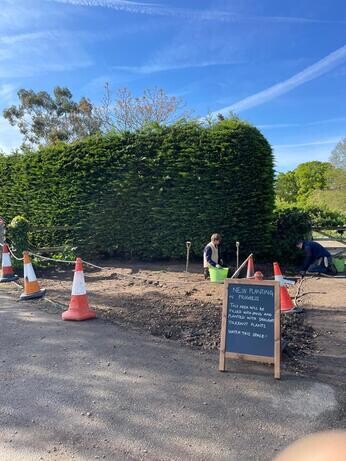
[246, 255, 295, 312]
[0, 244, 95, 321]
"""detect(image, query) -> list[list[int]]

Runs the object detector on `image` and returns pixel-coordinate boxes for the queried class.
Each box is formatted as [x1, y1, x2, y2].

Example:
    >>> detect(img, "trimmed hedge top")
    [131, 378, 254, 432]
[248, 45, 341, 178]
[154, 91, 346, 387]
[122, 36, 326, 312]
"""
[0, 120, 275, 260]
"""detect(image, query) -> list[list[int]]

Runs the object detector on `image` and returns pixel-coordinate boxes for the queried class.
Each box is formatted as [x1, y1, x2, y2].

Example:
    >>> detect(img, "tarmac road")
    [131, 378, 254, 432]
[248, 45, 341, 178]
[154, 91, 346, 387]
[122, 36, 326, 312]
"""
[0, 292, 343, 461]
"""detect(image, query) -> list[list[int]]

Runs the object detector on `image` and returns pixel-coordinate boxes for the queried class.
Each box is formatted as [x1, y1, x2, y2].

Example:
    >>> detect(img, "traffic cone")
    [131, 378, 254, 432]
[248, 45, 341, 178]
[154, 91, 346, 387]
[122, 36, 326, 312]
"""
[254, 271, 264, 280]
[246, 255, 254, 278]
[62, 258, 96, 321]
[273, 261, 295, 285]
[273, 262, 294, 312]
[0, 243, 19, 282]
[20, 251, 46, 300]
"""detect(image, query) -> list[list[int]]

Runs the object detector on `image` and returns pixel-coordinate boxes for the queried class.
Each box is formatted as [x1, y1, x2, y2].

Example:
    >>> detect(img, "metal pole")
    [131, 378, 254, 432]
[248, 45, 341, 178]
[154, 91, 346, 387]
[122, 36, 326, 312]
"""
[231, 253, 253, 279]
[185, 241, 191, 272]
[236, 241, 240, 269]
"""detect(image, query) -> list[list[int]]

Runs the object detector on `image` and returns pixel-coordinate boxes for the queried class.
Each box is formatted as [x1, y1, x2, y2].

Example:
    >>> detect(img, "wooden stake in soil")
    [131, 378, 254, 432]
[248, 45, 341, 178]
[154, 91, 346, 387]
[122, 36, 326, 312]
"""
[185, 241, 191, 272]
[236, 241, 240, 269]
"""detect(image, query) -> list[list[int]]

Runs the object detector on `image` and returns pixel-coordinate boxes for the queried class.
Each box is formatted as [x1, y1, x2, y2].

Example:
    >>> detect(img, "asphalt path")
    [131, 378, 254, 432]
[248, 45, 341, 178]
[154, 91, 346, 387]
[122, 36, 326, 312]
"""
[0, 292, 342, 461]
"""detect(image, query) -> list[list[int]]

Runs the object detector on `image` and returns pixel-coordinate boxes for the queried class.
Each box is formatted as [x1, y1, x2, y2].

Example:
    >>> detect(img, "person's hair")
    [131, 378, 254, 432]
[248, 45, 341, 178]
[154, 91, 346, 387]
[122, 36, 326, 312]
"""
[211, 233, 221, 242]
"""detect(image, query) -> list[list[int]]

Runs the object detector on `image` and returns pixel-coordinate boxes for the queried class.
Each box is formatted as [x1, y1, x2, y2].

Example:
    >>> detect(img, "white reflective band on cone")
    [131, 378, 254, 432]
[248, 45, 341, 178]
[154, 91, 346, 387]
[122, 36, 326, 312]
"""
[2, 253, 11, 267]
[24, 263, 37, 282]
[274, 274, 284, 285]
[275, 274, 295, 286]
[71, 271, 86, 296]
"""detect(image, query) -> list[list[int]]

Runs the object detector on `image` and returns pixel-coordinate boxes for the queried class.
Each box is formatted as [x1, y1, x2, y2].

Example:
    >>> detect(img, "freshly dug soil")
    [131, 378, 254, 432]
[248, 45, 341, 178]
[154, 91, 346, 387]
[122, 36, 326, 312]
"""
[23, 260, 323, 373]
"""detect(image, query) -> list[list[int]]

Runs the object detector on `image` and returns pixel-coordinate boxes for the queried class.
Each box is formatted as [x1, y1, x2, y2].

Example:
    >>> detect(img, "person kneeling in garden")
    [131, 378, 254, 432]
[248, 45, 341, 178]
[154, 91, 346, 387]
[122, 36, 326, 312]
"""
[203, 233, 228, 279]
[297, 239, 336, 276]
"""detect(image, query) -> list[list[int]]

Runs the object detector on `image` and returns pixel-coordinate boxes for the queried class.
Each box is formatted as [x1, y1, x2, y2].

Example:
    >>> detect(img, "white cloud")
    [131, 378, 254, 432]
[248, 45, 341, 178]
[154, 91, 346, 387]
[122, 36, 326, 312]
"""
[0, 30, 92, 78]
[258, 117, 346, 129]
[212, 44, 346, 115]
[0, 31, 50, 45]
[113, 60, 236, 74]
[46, 0, 345, 24]
[273, 137, 341, 149]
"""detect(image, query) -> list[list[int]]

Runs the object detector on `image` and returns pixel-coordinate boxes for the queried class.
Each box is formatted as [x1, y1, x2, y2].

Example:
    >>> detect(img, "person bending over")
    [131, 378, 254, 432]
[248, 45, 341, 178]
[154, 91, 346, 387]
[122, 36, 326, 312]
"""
[297, 239, 336, 276]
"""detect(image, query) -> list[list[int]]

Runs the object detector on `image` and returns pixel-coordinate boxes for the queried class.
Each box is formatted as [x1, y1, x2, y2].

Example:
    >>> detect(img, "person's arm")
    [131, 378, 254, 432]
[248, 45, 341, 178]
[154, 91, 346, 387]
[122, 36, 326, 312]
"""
[205, 247, 217, 267]
[218, 247, 224, 266]
[302, 246, 312, 272]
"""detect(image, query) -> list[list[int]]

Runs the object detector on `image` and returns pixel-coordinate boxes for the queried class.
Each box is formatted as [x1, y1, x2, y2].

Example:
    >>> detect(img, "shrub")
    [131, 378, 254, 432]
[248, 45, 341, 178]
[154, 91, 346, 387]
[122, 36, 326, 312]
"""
[271, 205, 346, 264]
[304, 206, 346, 228]
[0, 120, 275, 260]
[272, 207, 312, 263]
[7, 215, 30, 256]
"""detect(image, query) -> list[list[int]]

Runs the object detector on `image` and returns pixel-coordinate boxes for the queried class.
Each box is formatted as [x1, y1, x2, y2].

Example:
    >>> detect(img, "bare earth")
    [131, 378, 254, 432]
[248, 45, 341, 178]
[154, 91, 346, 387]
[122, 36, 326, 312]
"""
[29, 261, 346, 379]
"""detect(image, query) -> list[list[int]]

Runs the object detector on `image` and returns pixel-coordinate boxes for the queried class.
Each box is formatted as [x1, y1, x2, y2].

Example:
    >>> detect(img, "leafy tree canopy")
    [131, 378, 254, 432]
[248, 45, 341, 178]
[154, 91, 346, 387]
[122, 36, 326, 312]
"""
[276, 160, 346, 214]
[3, 86, 102, 148]
[2, 85, 189, 150]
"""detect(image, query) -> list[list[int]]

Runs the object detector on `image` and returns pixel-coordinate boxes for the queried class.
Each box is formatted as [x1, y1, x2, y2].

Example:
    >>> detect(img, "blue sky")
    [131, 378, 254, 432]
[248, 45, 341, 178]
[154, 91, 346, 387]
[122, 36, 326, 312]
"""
[0, 0, 345, 171]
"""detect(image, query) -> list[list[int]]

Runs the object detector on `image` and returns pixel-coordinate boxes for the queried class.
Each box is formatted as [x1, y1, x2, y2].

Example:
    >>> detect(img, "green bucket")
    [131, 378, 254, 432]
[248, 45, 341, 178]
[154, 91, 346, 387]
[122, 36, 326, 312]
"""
[332, 257, 345, 273]
[209, 266, 229, 283]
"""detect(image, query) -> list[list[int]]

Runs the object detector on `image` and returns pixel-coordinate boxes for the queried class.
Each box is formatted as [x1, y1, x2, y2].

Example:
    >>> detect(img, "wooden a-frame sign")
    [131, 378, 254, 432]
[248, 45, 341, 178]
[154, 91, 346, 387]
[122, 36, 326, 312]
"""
[219, 279, 281, 379]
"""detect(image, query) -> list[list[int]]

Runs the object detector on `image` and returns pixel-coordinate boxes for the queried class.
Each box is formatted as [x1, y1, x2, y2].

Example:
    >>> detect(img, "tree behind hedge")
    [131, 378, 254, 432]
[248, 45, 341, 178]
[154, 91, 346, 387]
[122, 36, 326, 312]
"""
[0, 119, 275, 260]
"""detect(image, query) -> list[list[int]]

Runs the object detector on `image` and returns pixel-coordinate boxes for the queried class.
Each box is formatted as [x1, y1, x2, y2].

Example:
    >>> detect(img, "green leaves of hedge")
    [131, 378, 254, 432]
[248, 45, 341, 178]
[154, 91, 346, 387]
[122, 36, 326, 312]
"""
[0, 120, 275, 260]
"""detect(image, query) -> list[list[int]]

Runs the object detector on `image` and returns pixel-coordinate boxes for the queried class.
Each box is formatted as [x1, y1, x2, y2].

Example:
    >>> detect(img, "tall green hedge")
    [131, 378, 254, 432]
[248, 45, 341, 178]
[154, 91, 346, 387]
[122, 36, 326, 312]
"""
[0, 120, 275, 259]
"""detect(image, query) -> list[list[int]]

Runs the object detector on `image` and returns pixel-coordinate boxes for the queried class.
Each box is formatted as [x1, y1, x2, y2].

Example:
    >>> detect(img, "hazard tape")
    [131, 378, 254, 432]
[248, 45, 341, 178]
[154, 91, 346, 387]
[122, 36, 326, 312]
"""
[3, 242, 210, 285]
[1, 242, 243, 286]
[0, 242, 24, 261]
[293, 277, 305, 307]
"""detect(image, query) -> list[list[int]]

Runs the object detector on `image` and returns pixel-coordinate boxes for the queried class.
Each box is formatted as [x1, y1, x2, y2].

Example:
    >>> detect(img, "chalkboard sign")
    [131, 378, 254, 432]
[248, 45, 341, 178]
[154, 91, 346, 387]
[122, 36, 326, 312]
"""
[219, 279, 281, 379]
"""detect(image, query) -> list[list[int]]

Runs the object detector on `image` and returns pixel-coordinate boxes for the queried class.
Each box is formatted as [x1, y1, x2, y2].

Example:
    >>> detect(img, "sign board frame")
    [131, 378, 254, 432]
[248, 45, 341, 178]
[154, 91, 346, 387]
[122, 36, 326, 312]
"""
[219, 279, 281, 379]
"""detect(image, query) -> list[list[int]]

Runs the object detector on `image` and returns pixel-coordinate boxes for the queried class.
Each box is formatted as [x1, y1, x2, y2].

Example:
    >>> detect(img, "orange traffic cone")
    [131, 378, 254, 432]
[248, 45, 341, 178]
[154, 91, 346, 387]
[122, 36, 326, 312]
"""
[254, 271, 264, 280]
[62, 258, 96, 321]
[20, 251, 46, 300]
[246, 255, 255, 278]
[0, 243, 19, 282]
[273, 262, 294, 312]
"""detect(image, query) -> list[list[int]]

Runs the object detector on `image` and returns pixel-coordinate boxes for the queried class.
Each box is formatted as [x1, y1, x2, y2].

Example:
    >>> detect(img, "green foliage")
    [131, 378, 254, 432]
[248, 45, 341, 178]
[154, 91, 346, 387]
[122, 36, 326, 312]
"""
[275, 171, 298, 204]
[304, 206, 346, 227]
[275, 161, 346, 215]
[306, 168, 346, 213]
[7, 215, 30, 256]
[0, 120, 275, 260]
[330, 137, 346, 169]
[272, 206, 312, 262]
[51, 247, 77, 262]
[294, 161, 333, 203]
[3, 86, 101, 148]
[271, 204, 346, 263]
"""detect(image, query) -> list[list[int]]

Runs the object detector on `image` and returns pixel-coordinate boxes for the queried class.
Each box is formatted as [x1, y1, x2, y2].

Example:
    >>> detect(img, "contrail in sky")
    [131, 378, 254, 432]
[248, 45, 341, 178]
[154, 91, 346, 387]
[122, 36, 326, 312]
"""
[212, 44, 346, 115]
[46, 0, 344, 24]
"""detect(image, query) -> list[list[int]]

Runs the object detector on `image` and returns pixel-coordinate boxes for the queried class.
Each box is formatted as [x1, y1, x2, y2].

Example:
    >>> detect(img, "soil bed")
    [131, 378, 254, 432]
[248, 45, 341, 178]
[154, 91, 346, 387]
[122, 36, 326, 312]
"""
[27, 260, 326, 373]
